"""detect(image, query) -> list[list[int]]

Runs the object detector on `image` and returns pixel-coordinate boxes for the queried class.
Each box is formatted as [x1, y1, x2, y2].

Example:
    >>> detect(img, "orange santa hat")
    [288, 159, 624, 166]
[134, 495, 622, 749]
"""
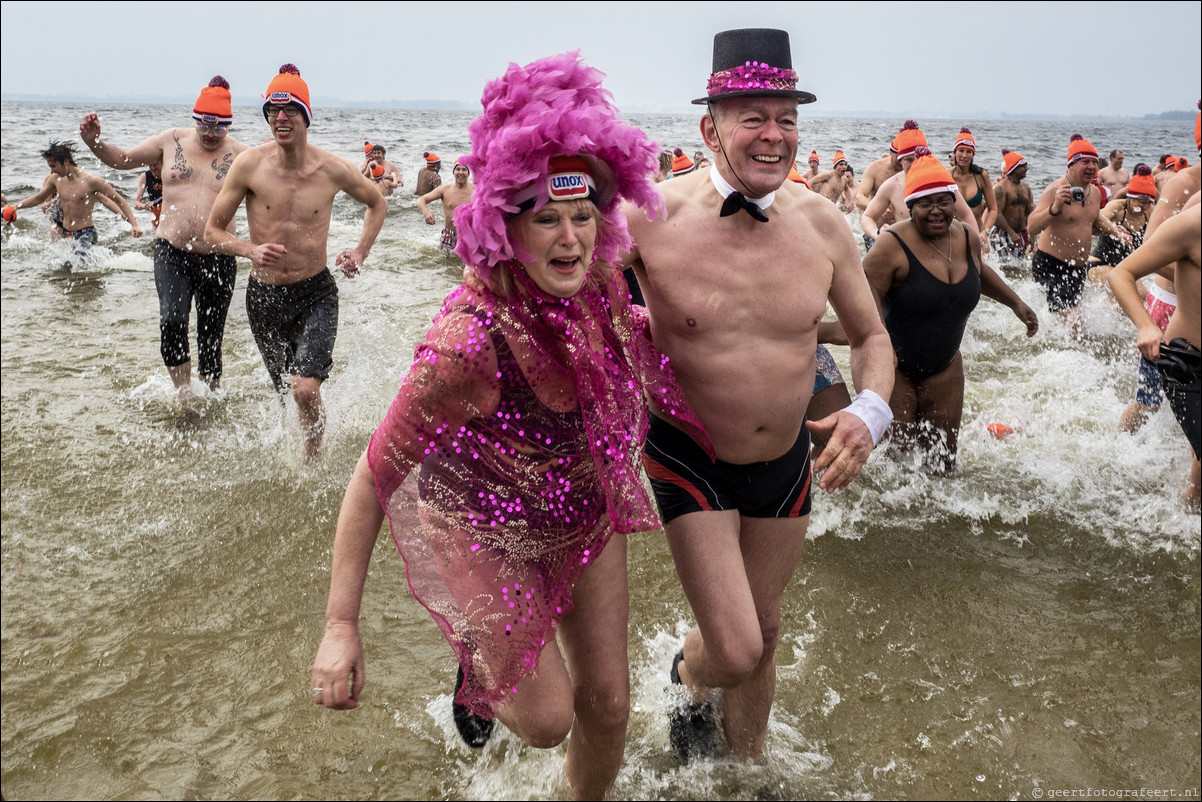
[894, 120, 927, 159]
[904, 146, 958, 206]
[953, 126, 975, 153]
[671, 148, 696, 176]
[1127, 164, 1156, 199]
[262, 64, 312, 126]
[1066, 133, 1097, 165]
[193, 76, 233, 125]
[1001, 149, 1027, 176]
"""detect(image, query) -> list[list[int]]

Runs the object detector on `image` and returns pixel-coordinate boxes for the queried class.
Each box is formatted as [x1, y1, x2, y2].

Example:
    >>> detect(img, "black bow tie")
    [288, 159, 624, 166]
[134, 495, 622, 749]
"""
[719, 191, 770, 222]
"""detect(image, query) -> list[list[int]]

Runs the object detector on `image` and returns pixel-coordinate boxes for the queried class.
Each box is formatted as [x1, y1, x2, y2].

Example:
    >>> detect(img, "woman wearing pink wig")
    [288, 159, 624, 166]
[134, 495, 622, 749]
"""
[310, 52, 706, 797]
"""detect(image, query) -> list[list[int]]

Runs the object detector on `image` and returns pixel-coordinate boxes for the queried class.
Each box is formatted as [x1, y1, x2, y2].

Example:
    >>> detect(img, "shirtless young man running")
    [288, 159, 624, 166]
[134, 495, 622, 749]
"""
[205, 64, 387, 461]
[10, 140, 142, 262]
[80, 76, 248, 402]
[623, 28, 894, 762]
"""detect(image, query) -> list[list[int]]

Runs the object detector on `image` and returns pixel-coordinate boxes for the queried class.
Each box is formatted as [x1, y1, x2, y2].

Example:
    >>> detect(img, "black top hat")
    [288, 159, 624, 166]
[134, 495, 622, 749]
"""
[692, 28, 816, 106]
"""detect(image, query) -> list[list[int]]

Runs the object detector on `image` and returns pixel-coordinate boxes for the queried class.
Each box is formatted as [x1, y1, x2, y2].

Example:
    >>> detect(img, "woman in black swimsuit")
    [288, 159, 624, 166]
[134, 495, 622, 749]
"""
[949, 127, 998, 247]
[862, 147, 1038, 473]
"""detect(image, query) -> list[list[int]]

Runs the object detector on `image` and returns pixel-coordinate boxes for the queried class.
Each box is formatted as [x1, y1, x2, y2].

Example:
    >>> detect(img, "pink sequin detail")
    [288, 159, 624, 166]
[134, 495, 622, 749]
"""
[706, 61, 799, 96]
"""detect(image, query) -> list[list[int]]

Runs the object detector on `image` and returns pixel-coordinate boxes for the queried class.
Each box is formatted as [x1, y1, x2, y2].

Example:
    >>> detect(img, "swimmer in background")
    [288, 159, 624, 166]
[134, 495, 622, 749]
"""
[8, 140, 142, 260]
[1027, 134, 1132, 326]
[807, 150, 856, 210]
[802, 150, 820, 183]
[855, 131, 902, 214]
[134, 159, 164, 227]
[1098, 149, 1130, 197]
[948, 128, 998, 246]
[415, 151, 442, 196]
[862, 121, 979, 249]
[654, 150, 673, 182]
[990, 149, 1033, 259]
[417, 157, 475, 255]
[360, 143, 402, 196]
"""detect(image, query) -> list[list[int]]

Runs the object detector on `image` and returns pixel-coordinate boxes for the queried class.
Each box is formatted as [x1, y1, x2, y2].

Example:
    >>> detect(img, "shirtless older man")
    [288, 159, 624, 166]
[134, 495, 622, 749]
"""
[1027, 134, 1132, 322]
[9, 140, 142, 261]
[1099, 149, 1130, 197]
[623, 29, 894, 762]
[80, 76, 247, 402]
[862, 123, 979, 247]
[417, 158, 474, 253]
[991, 149, 1034, 258]
[205, 64, 387, 461]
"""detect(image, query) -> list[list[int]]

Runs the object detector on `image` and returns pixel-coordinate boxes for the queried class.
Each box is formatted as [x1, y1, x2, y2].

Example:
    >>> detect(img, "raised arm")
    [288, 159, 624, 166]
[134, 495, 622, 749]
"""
[79, 113, 164, 170]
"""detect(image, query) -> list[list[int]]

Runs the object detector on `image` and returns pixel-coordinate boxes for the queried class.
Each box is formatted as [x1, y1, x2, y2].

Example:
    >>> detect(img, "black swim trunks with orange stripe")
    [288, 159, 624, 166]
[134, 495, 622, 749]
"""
[643, 415, 812, 524]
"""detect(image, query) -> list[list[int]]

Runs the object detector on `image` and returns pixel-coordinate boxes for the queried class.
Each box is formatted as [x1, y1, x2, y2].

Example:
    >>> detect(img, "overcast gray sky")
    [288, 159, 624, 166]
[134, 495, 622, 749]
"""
[2, 1, 1198, 117]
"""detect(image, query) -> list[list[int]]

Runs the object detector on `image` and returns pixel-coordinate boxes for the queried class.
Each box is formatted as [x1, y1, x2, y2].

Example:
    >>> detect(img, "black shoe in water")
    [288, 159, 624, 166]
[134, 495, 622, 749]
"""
[453, 664, 494, 749]
[667, 649, 723, 762]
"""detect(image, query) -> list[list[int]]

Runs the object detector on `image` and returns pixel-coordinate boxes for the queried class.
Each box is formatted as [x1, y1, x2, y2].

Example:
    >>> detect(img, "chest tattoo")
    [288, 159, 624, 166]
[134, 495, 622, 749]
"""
[172, 134, 193, 181]
[211, 153, 234, 182]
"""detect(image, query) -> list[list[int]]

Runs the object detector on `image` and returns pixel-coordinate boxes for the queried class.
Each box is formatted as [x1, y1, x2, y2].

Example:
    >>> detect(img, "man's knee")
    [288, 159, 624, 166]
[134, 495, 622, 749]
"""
[573, 681, 629, 737]
[291, 376, 323, 408]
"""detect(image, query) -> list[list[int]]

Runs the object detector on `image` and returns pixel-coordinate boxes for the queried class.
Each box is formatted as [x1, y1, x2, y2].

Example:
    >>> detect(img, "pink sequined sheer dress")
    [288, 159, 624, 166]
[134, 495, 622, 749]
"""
[367, 269, 706, 717]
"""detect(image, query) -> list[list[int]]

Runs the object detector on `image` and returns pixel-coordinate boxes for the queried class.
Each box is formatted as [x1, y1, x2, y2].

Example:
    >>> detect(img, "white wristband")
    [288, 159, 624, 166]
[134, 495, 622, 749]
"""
[844, 389, 893, 447]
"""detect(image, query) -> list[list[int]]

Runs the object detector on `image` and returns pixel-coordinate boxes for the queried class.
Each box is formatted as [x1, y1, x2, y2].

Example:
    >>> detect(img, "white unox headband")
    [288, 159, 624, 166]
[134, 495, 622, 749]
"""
[510, 169, 597, 212]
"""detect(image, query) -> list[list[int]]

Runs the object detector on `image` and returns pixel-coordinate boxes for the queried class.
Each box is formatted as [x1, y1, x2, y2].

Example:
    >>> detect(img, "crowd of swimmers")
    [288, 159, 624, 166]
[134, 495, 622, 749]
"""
[1, 30, 1198, 799]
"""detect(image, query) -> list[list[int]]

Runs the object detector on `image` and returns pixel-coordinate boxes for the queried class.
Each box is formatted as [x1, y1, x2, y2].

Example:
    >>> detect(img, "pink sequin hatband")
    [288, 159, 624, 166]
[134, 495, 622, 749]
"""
[705, 61, 799, 97]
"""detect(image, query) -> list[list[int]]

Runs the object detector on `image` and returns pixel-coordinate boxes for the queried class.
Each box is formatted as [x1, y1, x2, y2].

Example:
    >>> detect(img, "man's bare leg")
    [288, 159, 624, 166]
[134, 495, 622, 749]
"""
[667, 510, 808, 757]
[292, 376, 326, 461]
[559, 534, 630, 799]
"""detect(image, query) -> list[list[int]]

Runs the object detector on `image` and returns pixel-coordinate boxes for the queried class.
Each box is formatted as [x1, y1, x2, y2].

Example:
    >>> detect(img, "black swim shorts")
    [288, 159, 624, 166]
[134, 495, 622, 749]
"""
[1031, 249, 1088, 313]
[643, 415, 812, 524]
[246, 269, 339, 395]
[1156, 338, 1201, 457]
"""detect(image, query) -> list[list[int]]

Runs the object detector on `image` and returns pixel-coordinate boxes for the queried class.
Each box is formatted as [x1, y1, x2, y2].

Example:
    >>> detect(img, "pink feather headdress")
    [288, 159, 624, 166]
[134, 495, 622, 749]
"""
[453, 52, 664, 279]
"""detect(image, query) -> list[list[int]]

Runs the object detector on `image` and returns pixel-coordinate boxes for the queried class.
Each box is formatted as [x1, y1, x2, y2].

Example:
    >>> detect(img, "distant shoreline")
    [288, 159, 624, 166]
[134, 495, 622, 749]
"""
[1, 95, 1194, 123]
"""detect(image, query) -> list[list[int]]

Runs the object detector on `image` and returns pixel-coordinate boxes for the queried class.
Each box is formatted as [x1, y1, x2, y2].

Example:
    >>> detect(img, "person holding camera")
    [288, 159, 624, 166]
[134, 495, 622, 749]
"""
[1028, 134, 1132, 325]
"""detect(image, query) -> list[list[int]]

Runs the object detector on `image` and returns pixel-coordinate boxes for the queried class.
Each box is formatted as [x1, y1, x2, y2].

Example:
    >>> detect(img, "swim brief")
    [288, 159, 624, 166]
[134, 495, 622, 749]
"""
[1156, 338, 1200, 457]
[1134, 284, 1178, 406]
[643, 414, 812, 524]
[440, 227, 457, 251]
[813, 344, 845, 395]
[246, 268, 339, 395]
[1031, 249, 1088, 313]
[862, 233, 875, 253]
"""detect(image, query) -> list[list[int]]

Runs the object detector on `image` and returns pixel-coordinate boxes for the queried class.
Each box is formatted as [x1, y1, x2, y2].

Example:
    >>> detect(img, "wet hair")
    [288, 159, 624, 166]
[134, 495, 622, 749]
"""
[41, 139, 77, 166]
[1109, 149, 1122, 160]
[371, 144, 386, 156]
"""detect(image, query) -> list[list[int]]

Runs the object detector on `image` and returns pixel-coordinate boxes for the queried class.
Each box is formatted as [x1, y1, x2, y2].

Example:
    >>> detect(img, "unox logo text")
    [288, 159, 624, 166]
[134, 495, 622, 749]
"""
[200, 114, 219, 124]
[548, 172, 590, 200]
[269, 92, 293, 104]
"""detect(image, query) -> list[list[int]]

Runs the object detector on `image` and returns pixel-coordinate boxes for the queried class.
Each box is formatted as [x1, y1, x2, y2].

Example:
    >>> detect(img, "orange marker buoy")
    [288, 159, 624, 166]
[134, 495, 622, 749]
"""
[987, 423, 1014, 440]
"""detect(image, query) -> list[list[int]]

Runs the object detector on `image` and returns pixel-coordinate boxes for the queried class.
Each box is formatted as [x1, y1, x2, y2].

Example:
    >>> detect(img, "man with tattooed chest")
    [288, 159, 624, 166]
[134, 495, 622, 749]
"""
[80, 76, 249, 406]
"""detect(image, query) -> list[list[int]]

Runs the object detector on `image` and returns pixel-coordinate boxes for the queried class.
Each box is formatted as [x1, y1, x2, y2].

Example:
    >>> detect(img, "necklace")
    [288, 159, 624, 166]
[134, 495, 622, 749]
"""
[921, 234, 953, 264]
